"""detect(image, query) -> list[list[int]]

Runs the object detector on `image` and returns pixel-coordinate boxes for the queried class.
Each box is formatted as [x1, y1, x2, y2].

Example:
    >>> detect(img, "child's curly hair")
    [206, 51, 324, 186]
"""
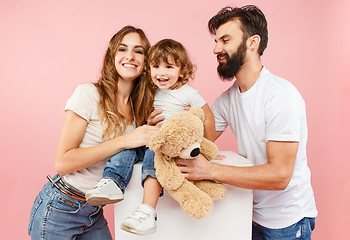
[148, 39, 196, 89]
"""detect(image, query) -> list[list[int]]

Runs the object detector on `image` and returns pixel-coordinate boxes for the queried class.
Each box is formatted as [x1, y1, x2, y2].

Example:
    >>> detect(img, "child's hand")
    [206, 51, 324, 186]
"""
[183, 106, 191, 111]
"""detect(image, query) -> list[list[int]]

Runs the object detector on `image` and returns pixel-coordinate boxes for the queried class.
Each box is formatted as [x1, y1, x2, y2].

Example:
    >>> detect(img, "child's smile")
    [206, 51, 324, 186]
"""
[150, 56, 182, 90]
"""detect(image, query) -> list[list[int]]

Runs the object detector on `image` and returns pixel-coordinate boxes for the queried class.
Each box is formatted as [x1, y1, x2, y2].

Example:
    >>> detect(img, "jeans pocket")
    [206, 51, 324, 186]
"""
[28, 194, 43, 234]
[49, 194, 80, 214]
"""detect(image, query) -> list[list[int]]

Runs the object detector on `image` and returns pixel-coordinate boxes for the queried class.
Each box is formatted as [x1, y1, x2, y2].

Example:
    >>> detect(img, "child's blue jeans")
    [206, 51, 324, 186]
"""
[102, 146, 156, 192]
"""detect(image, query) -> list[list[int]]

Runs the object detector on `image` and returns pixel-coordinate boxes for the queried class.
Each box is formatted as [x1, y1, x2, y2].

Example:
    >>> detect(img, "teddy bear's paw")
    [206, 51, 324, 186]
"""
[193, 181, 227, 200]
[210, 183, 227, 200]
[182, 193, 214, 219]
[168, 181, 214, 219]
[189, 107, 205, 121]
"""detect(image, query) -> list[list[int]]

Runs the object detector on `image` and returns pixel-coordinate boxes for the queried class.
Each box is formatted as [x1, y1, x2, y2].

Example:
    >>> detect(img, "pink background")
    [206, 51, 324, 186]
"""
[1, 0, 349, 239]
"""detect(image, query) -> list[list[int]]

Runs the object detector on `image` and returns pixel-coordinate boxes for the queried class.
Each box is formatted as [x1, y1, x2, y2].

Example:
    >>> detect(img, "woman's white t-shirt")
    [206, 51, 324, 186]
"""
[63, 83, 134, 193]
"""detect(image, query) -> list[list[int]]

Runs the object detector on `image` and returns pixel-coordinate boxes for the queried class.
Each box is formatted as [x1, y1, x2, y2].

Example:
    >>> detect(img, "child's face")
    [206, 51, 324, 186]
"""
[150, 56, 182, 90]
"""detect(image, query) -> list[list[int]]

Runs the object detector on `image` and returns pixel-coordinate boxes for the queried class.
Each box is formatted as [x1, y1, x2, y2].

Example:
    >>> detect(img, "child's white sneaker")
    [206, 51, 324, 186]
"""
[120, 204, 157, 235]
[85, 178, 124, 206]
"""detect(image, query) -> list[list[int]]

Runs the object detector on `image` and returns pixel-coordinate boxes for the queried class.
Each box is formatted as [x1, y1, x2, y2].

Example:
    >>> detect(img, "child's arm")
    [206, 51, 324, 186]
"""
[201, 103, 215, 142]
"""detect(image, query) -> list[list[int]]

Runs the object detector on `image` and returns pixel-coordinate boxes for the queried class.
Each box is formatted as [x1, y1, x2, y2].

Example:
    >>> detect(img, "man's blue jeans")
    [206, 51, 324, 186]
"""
[103, 147, 156, 192]
[28, 175, 112, 240]
[252, 217, 315, 240]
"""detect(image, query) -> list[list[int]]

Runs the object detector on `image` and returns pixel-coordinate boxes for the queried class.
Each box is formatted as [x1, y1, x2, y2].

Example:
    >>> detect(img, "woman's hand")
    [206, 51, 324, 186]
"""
[147, 109, 165, 126]
[55, 111, 159, 176]
[122, 108, 164, 149]
[122, 124, 160, 148]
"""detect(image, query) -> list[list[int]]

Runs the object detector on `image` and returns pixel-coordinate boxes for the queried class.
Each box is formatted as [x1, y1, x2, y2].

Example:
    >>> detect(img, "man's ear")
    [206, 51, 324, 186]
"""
[247, 34, 261, 52]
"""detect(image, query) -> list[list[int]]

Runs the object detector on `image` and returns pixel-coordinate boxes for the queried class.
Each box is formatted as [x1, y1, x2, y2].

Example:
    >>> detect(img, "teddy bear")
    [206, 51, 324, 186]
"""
[149, 107, 227, 219]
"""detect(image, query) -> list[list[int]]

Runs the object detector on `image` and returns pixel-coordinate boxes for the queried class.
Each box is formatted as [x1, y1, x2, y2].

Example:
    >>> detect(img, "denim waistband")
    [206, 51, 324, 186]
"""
[48, 174, 86, 201]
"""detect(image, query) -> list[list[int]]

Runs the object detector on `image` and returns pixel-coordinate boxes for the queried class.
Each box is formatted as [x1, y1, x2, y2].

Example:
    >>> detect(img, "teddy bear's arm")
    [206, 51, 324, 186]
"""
[154, 154, 185, 190]
[200, 138, 219, 161]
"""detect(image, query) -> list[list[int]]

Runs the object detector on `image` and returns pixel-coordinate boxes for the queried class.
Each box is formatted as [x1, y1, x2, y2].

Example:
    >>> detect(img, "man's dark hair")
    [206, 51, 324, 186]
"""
[208, 5, 268, 56]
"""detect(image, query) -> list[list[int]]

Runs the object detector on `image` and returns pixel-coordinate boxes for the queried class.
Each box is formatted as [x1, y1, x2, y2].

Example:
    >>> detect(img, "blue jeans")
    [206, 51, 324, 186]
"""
[252, 217, 316, 240]
[28, 175, 112, 240]
[103, 147, 156, 192]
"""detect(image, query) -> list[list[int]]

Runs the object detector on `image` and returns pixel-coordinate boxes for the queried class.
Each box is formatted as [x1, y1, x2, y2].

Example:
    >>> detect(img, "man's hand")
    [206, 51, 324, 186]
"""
[214, 154, 226, 160]
[175, 154, 213, 181]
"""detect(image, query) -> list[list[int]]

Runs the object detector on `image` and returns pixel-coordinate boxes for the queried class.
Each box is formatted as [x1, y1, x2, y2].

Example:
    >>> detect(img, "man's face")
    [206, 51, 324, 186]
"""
[214, 20, 247, 80]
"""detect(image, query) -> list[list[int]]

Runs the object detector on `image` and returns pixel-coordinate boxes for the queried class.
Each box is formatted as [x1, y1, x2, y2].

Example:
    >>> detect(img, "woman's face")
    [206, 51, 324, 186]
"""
[115, 32, 146, 82]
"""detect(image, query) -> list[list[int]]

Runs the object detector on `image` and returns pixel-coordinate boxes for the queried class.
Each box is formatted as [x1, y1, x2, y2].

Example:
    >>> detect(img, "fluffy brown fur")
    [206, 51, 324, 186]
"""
[149, 107, 226, 219]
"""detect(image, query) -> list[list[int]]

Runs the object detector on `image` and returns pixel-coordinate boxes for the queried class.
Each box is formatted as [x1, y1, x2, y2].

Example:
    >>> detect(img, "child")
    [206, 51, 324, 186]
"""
[85, 39, 215, 235]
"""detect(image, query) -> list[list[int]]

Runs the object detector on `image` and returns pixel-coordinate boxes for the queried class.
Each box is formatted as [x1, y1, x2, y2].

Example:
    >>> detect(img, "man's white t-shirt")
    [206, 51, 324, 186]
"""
[153, 84, 206, 123]
[63, 83, 134, 193]
[212, 67, 317, 228]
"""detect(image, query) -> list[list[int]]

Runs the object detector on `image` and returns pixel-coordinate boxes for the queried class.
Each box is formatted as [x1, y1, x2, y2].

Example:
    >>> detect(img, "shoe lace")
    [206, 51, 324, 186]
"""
[94, 179, 110, 188]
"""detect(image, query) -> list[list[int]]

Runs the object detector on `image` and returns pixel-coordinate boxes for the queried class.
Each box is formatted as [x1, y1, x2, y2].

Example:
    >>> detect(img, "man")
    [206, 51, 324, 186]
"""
[176, 5, 318, 239]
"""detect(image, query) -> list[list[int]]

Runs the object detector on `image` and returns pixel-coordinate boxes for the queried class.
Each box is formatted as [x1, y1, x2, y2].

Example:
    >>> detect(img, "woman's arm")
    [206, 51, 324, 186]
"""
[55, 110, 159, 176]
[201, 104, 216, 142]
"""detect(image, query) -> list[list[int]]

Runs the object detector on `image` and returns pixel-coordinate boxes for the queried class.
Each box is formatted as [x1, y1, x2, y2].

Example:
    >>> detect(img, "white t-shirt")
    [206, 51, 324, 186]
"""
[153, 84, 206, 123]
[63, 83, 134, 193]
[212, 67, 317, 228]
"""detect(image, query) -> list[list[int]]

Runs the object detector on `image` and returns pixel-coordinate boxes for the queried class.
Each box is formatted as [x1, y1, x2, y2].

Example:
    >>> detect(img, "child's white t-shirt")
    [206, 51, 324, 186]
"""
[153, 84, 206, 123]
[212, 67, 317, 228]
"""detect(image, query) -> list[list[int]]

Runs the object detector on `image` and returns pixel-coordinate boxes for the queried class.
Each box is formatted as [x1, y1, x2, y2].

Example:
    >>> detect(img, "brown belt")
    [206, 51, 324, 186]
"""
[47, 175, 86, 201]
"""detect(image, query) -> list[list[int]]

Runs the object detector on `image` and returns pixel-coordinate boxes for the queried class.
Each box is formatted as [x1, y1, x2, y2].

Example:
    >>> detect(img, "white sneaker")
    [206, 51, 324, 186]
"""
[85, 178, 124, 206]
[120, 204, 157, 235]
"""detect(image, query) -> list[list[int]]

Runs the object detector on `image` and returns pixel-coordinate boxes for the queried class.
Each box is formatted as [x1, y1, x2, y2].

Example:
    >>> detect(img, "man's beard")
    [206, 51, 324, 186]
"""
[217, 41, 247, 81]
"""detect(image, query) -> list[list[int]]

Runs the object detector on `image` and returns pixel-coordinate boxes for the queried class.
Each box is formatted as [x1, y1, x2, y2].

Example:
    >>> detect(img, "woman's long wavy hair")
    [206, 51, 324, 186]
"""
[94, 26, 153, 139]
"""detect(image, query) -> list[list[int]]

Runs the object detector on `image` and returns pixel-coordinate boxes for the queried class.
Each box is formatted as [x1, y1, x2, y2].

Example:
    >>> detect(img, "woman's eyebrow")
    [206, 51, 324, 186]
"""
[119, 43, 144, 49]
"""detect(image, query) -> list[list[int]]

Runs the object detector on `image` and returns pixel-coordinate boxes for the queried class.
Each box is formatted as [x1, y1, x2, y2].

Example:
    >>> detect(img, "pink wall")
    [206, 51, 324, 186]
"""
[1, 0, 349, 239]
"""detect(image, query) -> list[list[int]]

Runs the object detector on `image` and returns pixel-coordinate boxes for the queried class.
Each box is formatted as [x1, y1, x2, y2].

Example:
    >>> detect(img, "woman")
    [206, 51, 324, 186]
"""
[28, 26, 160, 239]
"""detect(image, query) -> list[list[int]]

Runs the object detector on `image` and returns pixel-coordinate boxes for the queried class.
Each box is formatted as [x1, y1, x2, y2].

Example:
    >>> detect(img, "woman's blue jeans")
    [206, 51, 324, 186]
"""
[28, 175, 112, 240]
[103, 147, 156, 192]
[252, 217, 316, 240]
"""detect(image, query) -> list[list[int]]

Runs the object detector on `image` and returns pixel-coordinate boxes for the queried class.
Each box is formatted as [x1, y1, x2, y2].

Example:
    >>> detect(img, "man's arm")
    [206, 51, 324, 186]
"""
[176, 141, 298, 190]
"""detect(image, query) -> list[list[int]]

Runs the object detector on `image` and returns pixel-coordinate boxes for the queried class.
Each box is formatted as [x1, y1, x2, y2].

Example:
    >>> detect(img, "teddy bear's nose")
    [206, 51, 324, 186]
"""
[190, 147, 200, 157]
[179, 142, 201, 159]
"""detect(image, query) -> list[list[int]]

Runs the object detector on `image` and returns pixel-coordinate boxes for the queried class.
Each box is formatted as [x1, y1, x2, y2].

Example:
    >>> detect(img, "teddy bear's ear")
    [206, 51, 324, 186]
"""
[149, 133, 165, 151]
[189, 107, 205, 122]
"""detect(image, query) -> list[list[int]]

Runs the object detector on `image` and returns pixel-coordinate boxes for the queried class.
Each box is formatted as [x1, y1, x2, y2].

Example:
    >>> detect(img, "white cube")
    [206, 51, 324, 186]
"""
[114, 151, 253, 239]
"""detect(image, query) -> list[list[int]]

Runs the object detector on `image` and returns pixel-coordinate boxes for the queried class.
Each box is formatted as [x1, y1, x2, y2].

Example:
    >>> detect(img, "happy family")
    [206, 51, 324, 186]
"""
[28, 5, 317, 240]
